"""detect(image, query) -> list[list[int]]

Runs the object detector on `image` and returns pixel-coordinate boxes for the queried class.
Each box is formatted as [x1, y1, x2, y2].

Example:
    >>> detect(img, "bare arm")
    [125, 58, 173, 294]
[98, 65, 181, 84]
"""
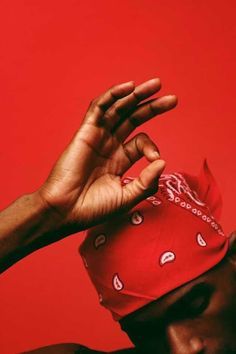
[0, 78, 177, 273]
[0, 192, 64, 272]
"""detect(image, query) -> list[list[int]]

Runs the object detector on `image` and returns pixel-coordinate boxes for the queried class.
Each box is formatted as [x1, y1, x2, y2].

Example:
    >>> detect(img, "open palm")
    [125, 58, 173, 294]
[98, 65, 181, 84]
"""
[40, 79, 177, 230]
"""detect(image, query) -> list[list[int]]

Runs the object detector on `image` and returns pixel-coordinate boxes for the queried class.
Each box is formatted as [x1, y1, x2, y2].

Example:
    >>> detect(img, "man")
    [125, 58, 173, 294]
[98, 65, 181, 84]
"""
[0, 78, 235, 353]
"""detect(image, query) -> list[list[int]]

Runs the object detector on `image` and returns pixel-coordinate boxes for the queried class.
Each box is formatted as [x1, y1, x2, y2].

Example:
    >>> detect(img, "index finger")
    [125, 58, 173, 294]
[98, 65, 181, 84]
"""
[83, 81, 135, 126]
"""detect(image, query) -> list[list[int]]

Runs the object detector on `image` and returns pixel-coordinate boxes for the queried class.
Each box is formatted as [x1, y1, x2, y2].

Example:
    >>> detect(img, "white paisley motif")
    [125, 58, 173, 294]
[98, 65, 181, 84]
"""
[160, 173, 205, 207]
[94, 234, 107, 249]
[196, 233, 207, 247]
[130, 211, 144, 225]
[159, 251, 176, 266]
[113, 274, 124, 291]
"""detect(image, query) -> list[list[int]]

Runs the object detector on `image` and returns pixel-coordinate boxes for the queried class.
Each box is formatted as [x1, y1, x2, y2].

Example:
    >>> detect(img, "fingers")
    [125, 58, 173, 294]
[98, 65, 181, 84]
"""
[83, 78, 162, 129]
[120, 132, 160, 174]
[119, 132, 165, 211]
[83, 81, 135, 125]
[115, 94, 178, 142]
[121, 159, 166, 211]
[82, 78, 177, 142]
[105, 78, 161, 130]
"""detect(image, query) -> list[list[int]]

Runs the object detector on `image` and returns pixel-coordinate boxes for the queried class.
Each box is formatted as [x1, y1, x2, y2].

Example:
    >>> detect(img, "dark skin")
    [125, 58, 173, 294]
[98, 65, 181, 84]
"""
[120, 233, 236, 354]
[0, 78, 177, 272]
[25, 235, 236, 354]
[1, 79, 235, 353]
[0, 78, 175, 353]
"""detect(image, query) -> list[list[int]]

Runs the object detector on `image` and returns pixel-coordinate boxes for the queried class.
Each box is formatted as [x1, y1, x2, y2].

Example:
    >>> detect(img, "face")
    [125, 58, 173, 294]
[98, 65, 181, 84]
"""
[120, 254, 236, 354]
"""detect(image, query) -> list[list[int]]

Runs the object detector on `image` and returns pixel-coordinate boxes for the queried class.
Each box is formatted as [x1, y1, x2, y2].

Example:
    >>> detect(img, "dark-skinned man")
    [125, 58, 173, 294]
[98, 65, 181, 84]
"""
[1, 78, 235, 354]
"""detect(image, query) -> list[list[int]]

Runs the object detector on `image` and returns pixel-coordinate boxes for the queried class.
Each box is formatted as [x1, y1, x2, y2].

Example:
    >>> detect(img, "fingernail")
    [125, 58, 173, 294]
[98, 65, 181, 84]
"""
[152, 151, 160, 159]
[147, 77, 161, 83]
[166, 94, 178, 103]
[120, 81, 135, 87]
[156, 95, 178, 108]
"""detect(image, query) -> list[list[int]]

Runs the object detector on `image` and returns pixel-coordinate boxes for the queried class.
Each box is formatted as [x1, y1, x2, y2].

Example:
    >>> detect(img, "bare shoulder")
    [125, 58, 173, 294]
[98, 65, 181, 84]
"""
[22, 343, 136, 354]
[21, 343, 102, 354]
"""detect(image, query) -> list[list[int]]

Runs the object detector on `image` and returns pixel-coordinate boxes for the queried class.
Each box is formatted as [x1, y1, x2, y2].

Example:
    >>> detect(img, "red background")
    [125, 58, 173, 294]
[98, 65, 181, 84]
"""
[0, 1, 235, 353]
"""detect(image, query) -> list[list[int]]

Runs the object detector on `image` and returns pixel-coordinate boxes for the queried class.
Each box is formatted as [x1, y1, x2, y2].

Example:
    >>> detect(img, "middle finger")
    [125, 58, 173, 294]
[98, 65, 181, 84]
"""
[115, 94, 178, 142]
[103, 78, 161, 130]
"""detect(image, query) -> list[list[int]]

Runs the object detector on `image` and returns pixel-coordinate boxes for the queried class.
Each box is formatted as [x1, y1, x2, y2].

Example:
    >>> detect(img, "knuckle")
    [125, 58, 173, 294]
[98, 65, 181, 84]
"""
[105, 105, 120, 120]
[110, 83, 117, 90]
[113, 103, 123, 116]
[103, 110, 113, 121]
[132, 90, 140, 103]
[149, 102, 157, 115]
[139, 132, 149, 138]
[136, 177, 148, 191]
[124, 145, 137, 165]
[137, 132, 149, 141]
[89, 98, 97, 109]
[108, 104, 117, 116]
[129, 115, 138, 128]
[113, 102, 120, 112]
[109, 86, 118, 99]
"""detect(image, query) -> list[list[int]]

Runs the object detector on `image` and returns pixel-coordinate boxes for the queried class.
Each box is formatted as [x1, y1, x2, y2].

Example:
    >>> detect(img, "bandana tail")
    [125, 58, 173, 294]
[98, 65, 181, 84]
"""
[183, 159, 223, 220]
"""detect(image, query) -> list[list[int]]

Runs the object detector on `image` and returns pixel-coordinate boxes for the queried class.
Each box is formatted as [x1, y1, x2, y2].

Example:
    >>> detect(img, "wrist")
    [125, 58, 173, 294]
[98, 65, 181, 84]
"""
[32, 190, 62, 226]
[15, 191, 64, 250]
[0, 191, 67, 272]
[32, 189, 84, 242]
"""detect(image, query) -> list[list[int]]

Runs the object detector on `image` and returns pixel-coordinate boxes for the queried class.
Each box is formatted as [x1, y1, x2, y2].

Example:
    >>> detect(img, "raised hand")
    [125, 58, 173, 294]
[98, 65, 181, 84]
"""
[39, 78, 177, 231]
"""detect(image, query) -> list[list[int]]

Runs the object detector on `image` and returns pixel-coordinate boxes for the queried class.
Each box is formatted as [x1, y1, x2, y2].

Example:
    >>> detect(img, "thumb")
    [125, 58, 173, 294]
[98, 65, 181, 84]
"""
[121, 159, 166, 211]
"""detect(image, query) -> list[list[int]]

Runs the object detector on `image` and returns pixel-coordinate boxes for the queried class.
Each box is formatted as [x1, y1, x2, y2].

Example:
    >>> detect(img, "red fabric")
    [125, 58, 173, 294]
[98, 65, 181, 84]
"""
[79, 162, 229, 320]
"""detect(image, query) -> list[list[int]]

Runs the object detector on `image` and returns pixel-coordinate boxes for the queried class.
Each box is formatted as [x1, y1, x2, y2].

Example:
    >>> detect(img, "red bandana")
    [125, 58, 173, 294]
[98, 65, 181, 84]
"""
[79, 161, 229, 320]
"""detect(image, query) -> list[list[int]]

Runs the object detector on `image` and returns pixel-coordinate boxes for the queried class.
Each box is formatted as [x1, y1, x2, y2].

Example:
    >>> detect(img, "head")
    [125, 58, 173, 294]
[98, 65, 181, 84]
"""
[120, 232, 236, 354]
[80, 162, 232, 353]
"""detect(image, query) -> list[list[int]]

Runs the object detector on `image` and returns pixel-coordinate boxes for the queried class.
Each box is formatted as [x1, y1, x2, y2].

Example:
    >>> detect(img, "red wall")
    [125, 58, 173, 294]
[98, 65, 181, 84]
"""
[0, 1, 235, 353]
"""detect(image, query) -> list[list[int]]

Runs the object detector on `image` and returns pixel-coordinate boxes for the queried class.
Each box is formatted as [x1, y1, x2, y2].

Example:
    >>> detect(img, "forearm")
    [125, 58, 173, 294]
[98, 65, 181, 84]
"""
[0, 192, 75, 273]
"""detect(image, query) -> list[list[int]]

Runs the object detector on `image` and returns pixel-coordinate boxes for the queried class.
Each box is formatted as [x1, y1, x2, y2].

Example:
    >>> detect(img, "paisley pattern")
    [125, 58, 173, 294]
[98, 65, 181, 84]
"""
[79, 163, 229, 321]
